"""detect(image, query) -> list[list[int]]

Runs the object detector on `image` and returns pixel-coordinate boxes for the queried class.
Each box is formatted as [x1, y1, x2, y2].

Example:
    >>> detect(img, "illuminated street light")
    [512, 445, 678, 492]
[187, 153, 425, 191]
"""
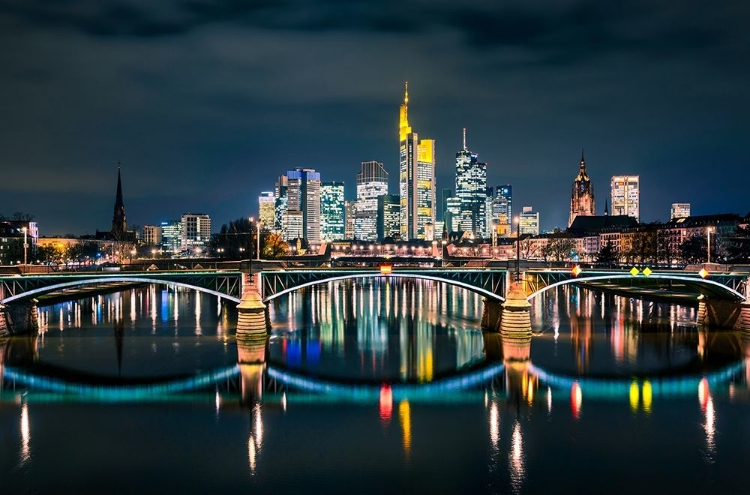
[21, 226, 28, 274]
[707, 226, 714, 264]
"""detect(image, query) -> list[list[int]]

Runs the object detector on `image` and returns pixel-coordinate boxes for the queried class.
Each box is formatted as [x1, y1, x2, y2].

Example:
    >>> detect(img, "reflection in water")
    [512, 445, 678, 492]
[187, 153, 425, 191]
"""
[248, 403, 263, 475]
[379, 385, 393, 424]
[269, 279, 485, 383]
[571, 381, 582, 419]
[699, 378, 716, 463]
[399, 400, 411, 460]
[509, 420, 525, 494]
[19, 401, 30, 467]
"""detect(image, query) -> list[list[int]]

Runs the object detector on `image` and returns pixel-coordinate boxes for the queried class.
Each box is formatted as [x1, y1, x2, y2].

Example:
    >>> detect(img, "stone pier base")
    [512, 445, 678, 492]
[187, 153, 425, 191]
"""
[499, 284, 532, 342]
[236, 290, 268, 344]
[697, 298, 750, 331]
[0, 300, 39, 336]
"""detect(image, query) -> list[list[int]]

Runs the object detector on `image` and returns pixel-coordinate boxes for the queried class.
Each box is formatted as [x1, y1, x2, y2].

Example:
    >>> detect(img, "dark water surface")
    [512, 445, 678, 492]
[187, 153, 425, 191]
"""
[1, 281, 748, 494]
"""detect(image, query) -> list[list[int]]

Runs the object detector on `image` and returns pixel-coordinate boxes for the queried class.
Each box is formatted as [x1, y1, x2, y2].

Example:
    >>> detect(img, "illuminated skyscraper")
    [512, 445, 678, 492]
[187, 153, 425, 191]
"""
[519, 206, 540, 236]
[398, 82, 435, 240]
[611, 175, 640, 222]
[345, 200, 356, 239]
[671, 203, 690, 220]
[258, 192, 275, 229]
[286, 168, 321, 243]
[377, 194, 400, 240]
[455, 128, 487, 238]
[569, 150, 596, 227]
[321, 182, 346, 241]
[180, 213, 211, 254]
[160, 220, 182, 254]
[492, 185, 512, 236]
[355, 161, 388, 241]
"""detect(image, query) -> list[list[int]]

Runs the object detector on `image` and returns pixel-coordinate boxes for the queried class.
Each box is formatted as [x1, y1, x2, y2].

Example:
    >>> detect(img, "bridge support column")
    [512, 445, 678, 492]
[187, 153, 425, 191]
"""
[697, 297, 749, 331]
[499, 284, 532, 343]
[0, 300, 39, 336]
[481, 298, 503, 333]
[237, 291, 268, 344]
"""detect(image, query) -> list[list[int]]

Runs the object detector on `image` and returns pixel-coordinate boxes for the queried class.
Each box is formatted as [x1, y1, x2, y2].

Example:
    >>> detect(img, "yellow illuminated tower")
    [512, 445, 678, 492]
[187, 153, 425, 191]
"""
[398, 82, 436, 240]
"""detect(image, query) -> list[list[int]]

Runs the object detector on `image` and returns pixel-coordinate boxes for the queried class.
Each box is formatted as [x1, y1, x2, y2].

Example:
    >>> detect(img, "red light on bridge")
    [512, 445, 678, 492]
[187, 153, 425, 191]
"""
[571, 265, 582, 277]
[380, 264, 393, 275]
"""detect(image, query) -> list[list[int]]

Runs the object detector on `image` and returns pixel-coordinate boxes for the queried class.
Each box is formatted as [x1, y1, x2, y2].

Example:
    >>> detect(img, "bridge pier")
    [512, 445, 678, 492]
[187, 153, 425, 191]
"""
[236, 274, 269, 344]
[0, 300, 39, 336]
[481, 298, 504, 333]
[499, 284, 532, 341]
[697, 297, 750, 331]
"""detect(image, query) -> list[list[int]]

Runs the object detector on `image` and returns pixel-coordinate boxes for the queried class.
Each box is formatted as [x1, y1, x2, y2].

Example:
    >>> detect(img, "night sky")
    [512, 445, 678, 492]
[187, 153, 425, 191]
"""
[1, 0, 748, 236]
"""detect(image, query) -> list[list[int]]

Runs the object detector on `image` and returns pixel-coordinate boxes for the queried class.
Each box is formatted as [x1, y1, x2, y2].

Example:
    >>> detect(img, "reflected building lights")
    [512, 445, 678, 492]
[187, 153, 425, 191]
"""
[571, 382, 582, 419]
[547, 386, 552, 414]
[509, 421, 525, 494]
[20, 401, 30, 466]
[399, 400, 411, 459]
[488, 401, 500, 451]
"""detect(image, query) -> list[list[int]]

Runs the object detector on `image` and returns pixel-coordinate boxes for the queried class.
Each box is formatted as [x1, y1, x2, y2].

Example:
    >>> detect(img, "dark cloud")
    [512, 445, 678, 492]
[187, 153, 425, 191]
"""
[0, 0, 749, 234]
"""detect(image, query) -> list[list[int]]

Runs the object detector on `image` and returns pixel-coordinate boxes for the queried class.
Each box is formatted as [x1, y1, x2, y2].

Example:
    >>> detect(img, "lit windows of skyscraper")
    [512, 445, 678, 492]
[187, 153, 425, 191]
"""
[671, 203, 690, 220]
[321, 182, 345, 241]
[286, 168, 321, 243]
[142, 225, 162, 246]
[378, 194, 401, 240]
[445, 197, 462, 234]
[398, 82, 436, 240]
[345, 201, 356, 240]
[258, 192, 275, 229]
[492, 185, 512, 237]
[160, 220, 182, 255]
[180, 213, 211, 255]
[355, 161, 388, 241]
[611, 175, 640, 222]
[454, 128, 487, 239]
[274, 175, 288, 232]
[519, 206, 540, 236]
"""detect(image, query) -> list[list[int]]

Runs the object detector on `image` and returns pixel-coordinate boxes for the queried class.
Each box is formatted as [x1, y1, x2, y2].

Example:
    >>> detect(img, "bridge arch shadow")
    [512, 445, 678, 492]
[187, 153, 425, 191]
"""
[526, 274, 746, 303]
[262, 272, 506, 303]
[0, 276, 242, 305]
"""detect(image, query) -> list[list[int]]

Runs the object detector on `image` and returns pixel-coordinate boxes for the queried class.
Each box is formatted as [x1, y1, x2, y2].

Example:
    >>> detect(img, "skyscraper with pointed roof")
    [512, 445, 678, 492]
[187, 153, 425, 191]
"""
[398, 82, 435, 240]
[569, 150, 596, 227]
[455, 128, 487, 238]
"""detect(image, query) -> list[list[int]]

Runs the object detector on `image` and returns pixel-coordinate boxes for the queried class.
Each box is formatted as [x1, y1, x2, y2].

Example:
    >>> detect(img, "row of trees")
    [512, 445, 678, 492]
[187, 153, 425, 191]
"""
[207, 217, 289, 259]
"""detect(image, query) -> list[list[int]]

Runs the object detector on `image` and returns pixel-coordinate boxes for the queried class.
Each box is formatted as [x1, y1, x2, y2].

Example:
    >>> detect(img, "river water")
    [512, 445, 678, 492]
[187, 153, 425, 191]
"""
[1, 280, 748, 494]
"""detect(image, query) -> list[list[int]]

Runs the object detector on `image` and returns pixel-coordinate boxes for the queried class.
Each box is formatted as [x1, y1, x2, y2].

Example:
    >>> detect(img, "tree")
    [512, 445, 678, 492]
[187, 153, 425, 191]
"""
[596, 241, 618, 266]
[263, 232, 288, 259]
[679, 235, 706, 265]
[546, 236, 576, 262]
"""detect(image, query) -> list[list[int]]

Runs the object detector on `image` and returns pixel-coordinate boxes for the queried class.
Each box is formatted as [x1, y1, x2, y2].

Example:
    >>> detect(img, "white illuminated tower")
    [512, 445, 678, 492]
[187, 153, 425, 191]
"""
[611, 175, 640, 222]
[455, 128, 487, 238]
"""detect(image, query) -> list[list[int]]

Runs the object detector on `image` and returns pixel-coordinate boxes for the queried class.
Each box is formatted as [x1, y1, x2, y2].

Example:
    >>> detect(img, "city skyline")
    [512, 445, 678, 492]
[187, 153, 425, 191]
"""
[1, 1, 749, 235]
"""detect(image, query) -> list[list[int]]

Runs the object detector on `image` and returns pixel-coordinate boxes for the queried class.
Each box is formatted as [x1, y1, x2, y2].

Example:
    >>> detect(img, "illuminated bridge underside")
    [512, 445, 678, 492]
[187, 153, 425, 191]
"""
[0, 272, 243, 305]
[261, 269, 507, 302]
[525, 272, 747, 302]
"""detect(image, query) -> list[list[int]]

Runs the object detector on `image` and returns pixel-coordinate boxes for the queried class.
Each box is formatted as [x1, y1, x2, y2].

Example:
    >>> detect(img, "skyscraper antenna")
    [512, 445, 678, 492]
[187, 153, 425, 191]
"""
[404, 81, 409, 105]
[463, 127, 467, 150]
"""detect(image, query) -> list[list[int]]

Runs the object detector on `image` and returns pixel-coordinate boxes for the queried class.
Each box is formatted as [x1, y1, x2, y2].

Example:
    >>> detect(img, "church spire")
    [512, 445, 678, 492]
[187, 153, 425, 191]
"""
[112, 162, 127, 238]
[580, 149, 586, 170]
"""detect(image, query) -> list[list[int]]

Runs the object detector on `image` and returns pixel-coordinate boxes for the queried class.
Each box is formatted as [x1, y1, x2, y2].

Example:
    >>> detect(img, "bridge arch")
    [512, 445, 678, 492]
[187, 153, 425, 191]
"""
[262, 272, 505, 303]
[526, 274, 746, 303]
[0, 276, 242, 305]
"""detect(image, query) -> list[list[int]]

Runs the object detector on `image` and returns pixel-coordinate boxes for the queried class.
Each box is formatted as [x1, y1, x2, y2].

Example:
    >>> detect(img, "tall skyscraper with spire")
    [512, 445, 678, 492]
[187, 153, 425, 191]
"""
[569, 150, 596, 227]
[112, 163, 127, 239]
[398, 82, 436, 240]
[455, 128, 487, 238]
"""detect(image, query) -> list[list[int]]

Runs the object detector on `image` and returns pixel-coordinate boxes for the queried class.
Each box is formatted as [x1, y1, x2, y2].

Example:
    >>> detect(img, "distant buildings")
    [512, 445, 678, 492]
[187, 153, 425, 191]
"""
[161, 220, 182, 254]
[569, 151, 596, 227]
[455, 128, 487, 239]
[0, 220, 38, 264]
[611, 175, 640, 222]
[519, 206, 540, 236]
[671, 203, 690, 220]
[398, 82, 436, 240]
[491, 185, 512, 237]
[180, 213, 211, 254]
[355, 161, 388, 241]
[142, 225, 162, 246]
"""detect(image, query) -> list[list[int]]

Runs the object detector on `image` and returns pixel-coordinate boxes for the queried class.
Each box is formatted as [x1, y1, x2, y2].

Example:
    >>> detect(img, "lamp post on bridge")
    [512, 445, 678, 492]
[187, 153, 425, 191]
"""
[514, 216, 521, 283]
[707, 226, 714, 264]
[22, 227, 28, 275]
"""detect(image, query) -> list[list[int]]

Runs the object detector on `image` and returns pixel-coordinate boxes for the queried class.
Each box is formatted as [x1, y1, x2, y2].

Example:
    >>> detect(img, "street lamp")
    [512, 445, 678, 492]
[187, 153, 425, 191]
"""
[514, 216, 521, 283]
[248, 217, 255, 276]
[22, 227, 28, 273]
[256, 219, 262, 262]
[707, 226, 714, 264]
